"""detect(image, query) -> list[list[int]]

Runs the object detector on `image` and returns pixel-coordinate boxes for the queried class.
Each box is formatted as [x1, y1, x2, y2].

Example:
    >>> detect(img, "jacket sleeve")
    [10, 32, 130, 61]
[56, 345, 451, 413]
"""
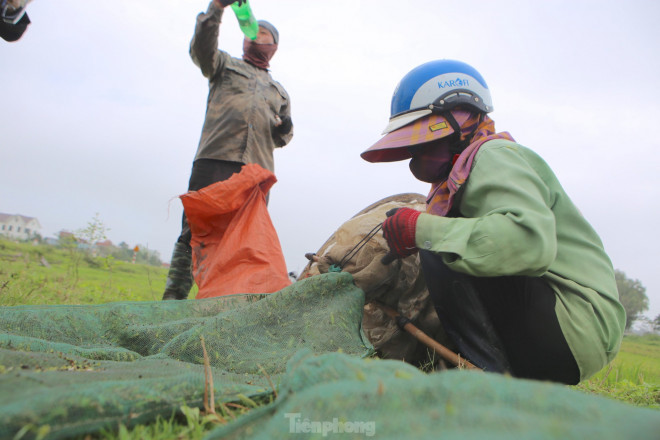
[189, 2, 226, 79]
[415, 143, 558, 277]
[273, 89, 294, 147]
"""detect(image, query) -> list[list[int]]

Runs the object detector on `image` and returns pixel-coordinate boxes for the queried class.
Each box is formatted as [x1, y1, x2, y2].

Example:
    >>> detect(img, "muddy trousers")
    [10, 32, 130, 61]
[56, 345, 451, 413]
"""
[162, 159, 244, 300]
[419, 250, 580, 384]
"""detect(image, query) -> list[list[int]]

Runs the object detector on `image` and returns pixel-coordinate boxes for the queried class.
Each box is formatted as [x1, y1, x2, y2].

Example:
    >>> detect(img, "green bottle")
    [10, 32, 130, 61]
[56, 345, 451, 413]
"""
[231, 1, 258, 40]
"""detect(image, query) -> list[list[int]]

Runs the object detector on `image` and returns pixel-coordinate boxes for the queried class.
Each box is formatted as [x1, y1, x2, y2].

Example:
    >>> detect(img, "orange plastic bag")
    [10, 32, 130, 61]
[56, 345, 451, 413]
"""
[180, 164, 291, 298]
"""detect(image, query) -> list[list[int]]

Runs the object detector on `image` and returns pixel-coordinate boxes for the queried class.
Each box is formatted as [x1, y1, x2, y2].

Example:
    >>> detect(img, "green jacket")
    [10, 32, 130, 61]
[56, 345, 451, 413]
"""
[415, 139, 625, 380]
[189, 2, 293, 172]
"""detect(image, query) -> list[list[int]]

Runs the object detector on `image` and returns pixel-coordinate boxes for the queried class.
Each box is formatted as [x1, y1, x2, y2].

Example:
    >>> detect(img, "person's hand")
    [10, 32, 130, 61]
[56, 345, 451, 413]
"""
[214, 0, 244, 7]
[6, 0, 27, 10]
[381, 208, 421, 264]
[274, 115, 292, 133]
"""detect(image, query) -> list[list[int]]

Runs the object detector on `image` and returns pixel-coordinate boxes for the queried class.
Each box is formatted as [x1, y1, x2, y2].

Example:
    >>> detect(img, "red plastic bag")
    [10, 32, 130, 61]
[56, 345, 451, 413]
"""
[180, 164, 291, 298]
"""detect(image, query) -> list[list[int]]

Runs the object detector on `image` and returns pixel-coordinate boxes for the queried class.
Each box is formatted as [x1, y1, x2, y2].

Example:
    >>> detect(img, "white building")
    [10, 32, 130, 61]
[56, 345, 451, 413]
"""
[0, 213, 42, 240]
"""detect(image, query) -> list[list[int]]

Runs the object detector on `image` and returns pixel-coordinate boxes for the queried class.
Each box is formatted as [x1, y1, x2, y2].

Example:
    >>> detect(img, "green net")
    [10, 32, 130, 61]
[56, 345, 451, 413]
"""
[209, 350, 660, 439]
[1, 272, 659, 439]
[0, 273, 373, 439]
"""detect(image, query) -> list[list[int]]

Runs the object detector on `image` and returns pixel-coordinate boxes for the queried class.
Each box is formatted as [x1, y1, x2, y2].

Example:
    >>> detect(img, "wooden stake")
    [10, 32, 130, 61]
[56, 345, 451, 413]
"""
[372, 302, 480, 370]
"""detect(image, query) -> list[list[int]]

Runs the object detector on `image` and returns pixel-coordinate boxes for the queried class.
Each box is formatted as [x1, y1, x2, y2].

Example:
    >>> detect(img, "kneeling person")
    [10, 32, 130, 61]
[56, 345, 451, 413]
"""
[362, 59, 625, 384]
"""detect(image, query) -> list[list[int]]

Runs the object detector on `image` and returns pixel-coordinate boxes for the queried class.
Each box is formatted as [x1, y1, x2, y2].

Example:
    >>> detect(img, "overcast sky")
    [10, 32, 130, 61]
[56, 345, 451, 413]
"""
[1, 0, 659, 319]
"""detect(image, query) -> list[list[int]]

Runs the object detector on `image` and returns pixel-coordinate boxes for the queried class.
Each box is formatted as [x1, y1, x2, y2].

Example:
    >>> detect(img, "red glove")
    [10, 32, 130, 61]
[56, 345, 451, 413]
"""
[381, 207, 421, 263]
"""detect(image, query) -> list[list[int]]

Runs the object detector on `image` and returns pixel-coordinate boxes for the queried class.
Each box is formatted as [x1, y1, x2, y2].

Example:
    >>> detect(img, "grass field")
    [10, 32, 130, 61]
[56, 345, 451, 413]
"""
[1, 238, 658, 439]
[574, 334, 660, 408]
[0, 238, 197, 305]
[606, 335, 660, 384]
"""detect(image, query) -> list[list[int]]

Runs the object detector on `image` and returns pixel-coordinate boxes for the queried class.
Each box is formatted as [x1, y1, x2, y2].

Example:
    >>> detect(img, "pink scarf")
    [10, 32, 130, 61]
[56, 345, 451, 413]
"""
[427, 114, 514, 216]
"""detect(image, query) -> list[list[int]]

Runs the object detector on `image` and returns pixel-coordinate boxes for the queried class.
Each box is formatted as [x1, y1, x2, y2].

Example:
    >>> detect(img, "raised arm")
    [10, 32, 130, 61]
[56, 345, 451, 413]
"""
[189, 1, 227, 79]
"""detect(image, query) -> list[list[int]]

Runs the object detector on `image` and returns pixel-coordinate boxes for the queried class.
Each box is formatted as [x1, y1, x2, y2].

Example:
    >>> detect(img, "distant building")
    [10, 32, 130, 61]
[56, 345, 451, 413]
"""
[43, 237, 59, 246]
[0, 213, 42, 240]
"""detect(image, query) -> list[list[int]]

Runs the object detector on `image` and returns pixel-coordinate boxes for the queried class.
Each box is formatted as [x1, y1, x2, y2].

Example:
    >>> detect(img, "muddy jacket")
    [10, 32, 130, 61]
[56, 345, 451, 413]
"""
[190, 2, 293, 172]
[415, 139, 626, 381]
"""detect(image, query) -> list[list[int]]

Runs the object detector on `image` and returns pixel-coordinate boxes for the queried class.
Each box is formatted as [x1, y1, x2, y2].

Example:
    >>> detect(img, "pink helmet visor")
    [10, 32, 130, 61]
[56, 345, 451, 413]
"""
[361, 110, 472, 163]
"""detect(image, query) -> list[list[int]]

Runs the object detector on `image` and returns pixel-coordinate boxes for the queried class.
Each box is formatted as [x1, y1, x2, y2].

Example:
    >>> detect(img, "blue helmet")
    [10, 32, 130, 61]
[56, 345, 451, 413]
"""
[383, 60, 493, 134]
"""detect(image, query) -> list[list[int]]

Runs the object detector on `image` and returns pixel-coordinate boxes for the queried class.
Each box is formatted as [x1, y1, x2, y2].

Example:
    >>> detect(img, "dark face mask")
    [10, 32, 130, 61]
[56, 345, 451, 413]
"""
[408, 139, 454, 183]
[242, 39, 277, 70]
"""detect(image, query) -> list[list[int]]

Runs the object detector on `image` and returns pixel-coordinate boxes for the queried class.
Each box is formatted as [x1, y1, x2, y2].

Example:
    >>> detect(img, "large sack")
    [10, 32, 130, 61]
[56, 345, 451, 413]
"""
[181, 164, 291, 298]
[300, 194, 451, 366]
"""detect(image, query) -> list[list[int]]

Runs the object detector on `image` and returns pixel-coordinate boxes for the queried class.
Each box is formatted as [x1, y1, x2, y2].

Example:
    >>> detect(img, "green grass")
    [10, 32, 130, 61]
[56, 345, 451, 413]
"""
[14, 403, 265, 440]
[574, 334, 660, 408]
[1, 238, 658, 439]
[0, 238, 198, 305]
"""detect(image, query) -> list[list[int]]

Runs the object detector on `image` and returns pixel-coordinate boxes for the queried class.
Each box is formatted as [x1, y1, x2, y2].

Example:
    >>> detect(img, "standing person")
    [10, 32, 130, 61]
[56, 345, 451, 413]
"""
[1, 0, 32, 42]
[361, 59, 625, 384]
[163, 0, 293, 300]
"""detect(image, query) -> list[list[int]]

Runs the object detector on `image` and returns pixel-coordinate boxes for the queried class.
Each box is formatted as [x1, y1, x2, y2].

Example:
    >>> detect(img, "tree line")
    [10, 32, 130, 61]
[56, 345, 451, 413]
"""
[615, 269, 658, 333]
[37, 213, 163, 267]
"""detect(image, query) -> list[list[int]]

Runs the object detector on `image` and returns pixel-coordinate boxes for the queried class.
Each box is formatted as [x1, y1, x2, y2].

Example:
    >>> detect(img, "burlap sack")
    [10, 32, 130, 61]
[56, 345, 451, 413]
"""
[299, 194, 452, 366]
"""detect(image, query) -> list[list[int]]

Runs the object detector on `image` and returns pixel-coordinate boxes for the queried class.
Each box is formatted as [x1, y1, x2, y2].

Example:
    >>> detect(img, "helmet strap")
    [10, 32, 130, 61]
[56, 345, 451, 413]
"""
[443, 111, 470, 155]
[444, 111, 485, 155]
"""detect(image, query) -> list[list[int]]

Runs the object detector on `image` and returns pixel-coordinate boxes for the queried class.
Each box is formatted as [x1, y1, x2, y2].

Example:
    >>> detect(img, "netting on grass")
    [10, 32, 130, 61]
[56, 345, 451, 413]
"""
[1, 271, 659, 439]
[0, 273, 373, 439]
[208, 350, 660, 440]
